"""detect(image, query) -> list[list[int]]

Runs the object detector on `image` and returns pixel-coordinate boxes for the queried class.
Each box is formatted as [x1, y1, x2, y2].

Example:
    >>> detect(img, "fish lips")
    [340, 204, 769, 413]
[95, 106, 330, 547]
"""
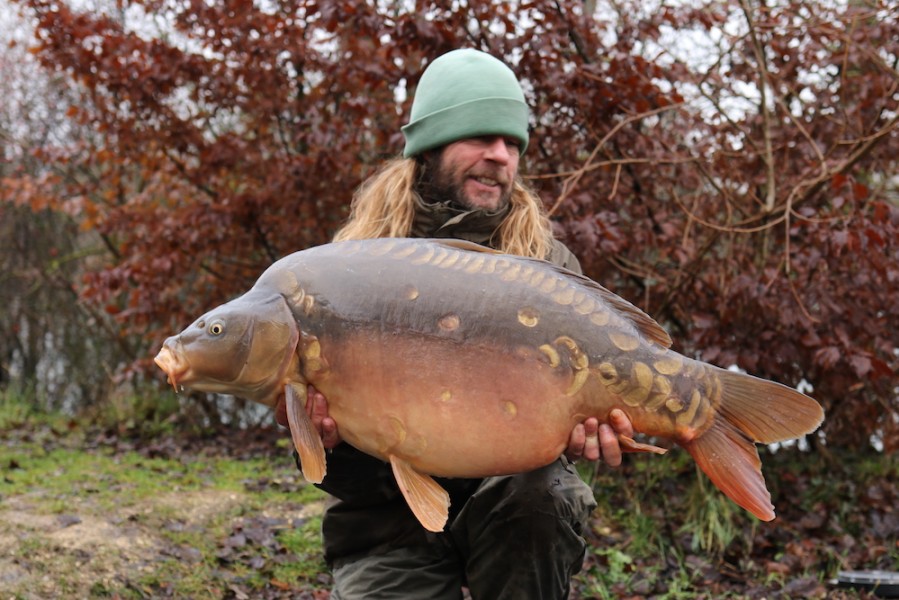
[154, 339, 189, 392]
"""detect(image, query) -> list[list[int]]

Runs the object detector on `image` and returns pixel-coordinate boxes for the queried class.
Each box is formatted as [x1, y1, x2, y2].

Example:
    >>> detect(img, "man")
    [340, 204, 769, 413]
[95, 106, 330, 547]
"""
[278, 48, 634, 599]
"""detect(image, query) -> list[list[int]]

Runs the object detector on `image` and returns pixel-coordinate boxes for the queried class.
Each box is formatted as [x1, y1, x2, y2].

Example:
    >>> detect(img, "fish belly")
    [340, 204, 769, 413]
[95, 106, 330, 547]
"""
[308, 330, 587, 478]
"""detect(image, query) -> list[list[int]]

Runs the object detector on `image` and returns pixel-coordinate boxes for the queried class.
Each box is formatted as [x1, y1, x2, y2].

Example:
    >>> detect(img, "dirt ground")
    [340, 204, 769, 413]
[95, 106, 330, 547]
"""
[1, 424, 895, 599]
[0, 489, 252, 598]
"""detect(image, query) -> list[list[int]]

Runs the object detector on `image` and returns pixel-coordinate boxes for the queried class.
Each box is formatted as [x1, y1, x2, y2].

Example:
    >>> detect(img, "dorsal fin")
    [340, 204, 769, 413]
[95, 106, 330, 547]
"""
[430, 238, 502, 253]
[569, 273, 673, 348]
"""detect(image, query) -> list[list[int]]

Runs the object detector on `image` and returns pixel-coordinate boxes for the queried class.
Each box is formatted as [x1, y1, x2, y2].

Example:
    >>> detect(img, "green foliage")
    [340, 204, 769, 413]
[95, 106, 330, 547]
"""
[581, 547, 634, 599]
[0, 387, 36, 430]
[573, 446, 896, 598]
[679, 469, 748, 556]
[0, 385, 74, 432]
[270, 516, 328, 581]
[89, 388, 183, 438]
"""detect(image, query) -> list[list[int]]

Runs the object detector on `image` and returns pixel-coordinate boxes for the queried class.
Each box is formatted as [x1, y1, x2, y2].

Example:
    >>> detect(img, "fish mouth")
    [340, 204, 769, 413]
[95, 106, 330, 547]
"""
[154, 345, 188, 392]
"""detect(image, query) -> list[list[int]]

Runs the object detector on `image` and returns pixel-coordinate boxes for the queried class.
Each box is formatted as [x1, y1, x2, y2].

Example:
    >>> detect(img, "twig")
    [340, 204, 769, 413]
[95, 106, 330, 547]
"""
[670, 189, 787, 234]
[547, 103, 683, 215]
[607, 162, 622, 201]
[739, 0, 777, 213]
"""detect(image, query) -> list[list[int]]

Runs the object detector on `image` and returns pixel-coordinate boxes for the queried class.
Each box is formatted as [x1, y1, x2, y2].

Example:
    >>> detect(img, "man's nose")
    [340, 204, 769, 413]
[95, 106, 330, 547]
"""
[482, 137, 512, 163]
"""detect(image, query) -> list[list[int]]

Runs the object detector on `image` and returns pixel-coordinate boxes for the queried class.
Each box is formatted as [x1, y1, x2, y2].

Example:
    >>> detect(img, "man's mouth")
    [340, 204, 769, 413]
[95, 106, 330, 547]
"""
[472, 175, 501, 187]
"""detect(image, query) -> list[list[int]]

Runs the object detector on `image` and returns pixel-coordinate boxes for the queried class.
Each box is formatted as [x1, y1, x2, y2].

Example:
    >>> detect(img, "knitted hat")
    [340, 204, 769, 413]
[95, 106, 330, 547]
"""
[402, 49, 529, 157]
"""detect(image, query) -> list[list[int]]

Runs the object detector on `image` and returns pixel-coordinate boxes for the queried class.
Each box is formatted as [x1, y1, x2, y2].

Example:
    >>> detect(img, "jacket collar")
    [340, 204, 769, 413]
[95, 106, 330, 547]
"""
[410, 196, 511, 247]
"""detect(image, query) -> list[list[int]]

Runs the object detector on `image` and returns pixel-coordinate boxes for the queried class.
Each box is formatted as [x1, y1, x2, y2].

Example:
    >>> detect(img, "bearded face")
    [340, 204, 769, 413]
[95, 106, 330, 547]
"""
[420, 137, 520, 211]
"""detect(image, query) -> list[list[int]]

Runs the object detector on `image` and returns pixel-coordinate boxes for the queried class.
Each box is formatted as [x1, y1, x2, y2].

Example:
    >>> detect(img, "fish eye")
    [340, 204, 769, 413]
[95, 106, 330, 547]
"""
[208, 321, 225, 336]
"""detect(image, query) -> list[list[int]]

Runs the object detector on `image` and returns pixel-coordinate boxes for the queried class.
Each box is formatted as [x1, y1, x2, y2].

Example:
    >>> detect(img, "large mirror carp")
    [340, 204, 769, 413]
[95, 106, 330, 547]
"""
[155, 238, 824, 532]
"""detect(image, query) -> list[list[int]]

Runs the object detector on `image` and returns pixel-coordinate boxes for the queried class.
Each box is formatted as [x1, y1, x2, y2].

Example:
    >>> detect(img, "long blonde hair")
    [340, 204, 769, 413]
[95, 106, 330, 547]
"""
[333, 157, 555, 259]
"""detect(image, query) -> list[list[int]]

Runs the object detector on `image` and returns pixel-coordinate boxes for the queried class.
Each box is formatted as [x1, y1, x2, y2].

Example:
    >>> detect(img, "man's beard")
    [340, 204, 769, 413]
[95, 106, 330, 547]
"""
[416, 154, 512, 211]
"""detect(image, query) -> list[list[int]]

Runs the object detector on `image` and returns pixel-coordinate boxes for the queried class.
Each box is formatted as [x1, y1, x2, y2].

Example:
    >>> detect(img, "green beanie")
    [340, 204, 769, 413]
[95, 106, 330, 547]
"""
[402, 49, 530, 158]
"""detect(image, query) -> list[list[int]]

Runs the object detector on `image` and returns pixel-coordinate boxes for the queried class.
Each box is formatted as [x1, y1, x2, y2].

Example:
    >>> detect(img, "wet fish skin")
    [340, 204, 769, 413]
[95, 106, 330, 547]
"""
[155, 238, 825, 532]
[155, 291, 299, 406]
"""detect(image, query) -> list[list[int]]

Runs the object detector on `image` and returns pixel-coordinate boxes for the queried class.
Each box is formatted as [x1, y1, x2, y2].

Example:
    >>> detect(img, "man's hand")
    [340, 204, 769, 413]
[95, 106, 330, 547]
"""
[565, 409, 633, 467]
[275, 385, 342, 449]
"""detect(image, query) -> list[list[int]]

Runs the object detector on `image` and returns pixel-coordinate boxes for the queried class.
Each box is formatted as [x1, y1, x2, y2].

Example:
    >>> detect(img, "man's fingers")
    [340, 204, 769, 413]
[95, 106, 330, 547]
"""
[608, 408, 634, 437]
[566, 423, 586, 462]
[308, 388, 328, 428]
[306, 384, 342, 448]
[320, 417, 340, 449]
[582, 418, 600, 462]
[313, 394, 329, 421]
[598, 423, 622, 467]
[306, 384, 322, 418]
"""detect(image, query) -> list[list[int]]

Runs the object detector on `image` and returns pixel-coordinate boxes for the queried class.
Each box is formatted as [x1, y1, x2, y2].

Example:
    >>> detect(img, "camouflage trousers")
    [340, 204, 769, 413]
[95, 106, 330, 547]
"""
[329, 458, 596, 600]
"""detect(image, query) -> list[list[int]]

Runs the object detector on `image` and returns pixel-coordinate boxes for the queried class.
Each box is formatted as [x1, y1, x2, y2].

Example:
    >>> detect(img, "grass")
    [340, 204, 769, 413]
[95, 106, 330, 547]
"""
[0, 384, 64, 430]
[0, 389, 329, 599]
[2, 447, 328, 597]
[2, 388, 895, 599]
[573, 441, 897, 598]
[679, 472, 748, 555]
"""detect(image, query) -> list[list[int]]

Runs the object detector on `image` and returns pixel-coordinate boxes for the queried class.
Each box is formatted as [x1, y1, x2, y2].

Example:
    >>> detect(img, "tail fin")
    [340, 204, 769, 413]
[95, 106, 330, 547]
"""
[715, 370, 824, 444]
[682, 369, 824, 521]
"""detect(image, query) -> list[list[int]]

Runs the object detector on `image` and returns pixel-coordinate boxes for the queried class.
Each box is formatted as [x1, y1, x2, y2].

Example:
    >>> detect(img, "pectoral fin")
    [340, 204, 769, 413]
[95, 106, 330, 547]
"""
[285, 382, 327, 484]
[619, 434, 668, 455]
[389, 455, 450, 532]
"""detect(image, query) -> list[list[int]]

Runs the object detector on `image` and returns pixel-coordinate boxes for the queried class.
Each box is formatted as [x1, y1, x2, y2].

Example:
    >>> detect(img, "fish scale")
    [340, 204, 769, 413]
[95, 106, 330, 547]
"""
[326, 239, 708, 433]
[155, 237, 824, 532]
[289, 239, 660, 362]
